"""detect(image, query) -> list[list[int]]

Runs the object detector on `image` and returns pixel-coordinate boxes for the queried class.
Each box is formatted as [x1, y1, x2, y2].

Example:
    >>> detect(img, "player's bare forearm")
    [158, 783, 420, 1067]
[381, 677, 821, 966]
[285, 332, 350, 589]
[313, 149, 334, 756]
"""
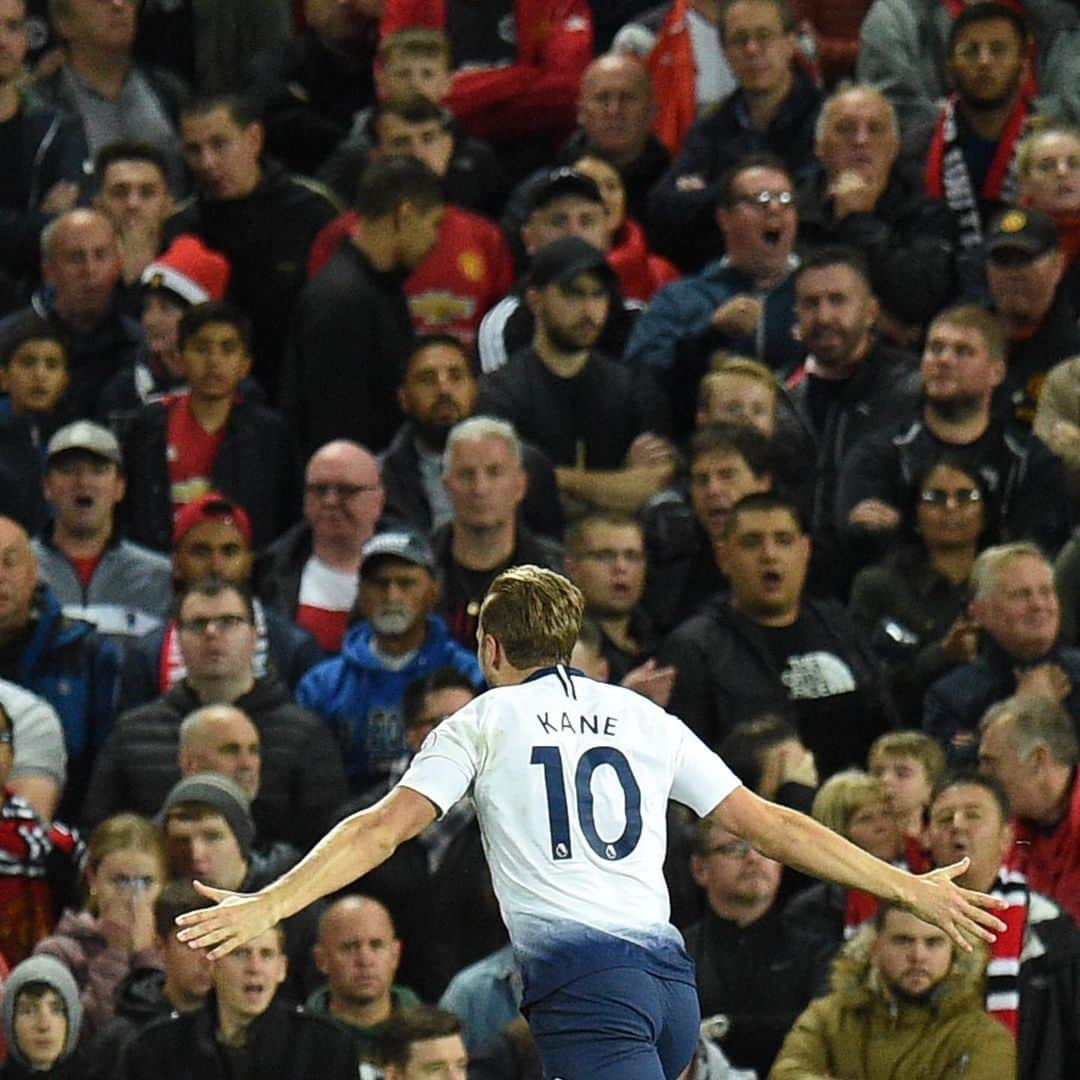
[176, 787, 437, 957]
[713, 786, 1006, 949]
[554, 463, 675, 512]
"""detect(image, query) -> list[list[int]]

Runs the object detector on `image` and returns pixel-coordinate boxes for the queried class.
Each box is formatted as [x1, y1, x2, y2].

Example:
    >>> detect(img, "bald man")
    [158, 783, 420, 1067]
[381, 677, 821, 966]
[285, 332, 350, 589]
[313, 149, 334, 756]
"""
[257, 440, 385, 652]
[0, 516, 120, 818]
[307, 895, 420, 1065]
[178, 704, 261, 799]
[0, 208, 144, 417]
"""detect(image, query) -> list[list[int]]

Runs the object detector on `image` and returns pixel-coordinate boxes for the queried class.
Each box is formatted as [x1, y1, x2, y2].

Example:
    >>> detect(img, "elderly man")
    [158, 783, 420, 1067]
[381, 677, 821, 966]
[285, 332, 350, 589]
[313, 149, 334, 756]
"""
[979, 694, 1080, 924]
[0, 208, 144, 417]
[306, 895, 420, 1066]
[256, 440, 384, 654]
[559, 53, 670, 227]
[924, 543, 1080, 764]
[0, 514, 119, 819]
[796, 83, 958, 341]
[177, 703, 260, 800]
[433, 416, 564, 648]
[297, 531, 483, 791]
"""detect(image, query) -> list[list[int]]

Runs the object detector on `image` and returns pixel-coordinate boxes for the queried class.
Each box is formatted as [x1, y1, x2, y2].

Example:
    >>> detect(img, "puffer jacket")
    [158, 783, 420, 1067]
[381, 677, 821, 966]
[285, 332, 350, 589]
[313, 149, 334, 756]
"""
[769, 926, 1016, 1079]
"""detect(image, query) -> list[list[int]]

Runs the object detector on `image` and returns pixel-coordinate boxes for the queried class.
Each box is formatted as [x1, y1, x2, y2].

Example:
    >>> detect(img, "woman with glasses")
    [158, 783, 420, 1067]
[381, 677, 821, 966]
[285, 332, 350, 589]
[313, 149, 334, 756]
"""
[848, 455, 989, 725]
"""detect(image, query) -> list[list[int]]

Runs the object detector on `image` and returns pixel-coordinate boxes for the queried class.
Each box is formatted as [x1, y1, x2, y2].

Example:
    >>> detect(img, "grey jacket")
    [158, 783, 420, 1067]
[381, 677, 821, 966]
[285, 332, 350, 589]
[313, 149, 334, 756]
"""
[32, 533, 173, 645]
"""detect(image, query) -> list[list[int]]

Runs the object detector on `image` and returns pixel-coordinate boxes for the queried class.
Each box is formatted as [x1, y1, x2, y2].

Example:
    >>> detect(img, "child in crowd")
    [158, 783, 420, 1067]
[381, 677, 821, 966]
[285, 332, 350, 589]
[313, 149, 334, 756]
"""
[0, 955, 84, 1078]
[867, 730, 946, 841]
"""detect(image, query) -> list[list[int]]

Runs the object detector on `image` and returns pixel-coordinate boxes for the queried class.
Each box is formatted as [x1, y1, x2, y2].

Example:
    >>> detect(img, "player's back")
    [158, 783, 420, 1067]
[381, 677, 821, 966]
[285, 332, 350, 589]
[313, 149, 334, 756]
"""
[401, 664, 739, 1004]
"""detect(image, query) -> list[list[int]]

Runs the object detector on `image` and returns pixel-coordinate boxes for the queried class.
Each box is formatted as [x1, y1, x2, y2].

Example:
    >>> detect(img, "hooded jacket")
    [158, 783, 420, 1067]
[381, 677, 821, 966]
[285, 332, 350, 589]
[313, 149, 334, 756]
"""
[1, 954, 83, 1077]
[769, 925, 1016, 1079]
[297, 614, 483, 788]
[84, 966, 175, 1080]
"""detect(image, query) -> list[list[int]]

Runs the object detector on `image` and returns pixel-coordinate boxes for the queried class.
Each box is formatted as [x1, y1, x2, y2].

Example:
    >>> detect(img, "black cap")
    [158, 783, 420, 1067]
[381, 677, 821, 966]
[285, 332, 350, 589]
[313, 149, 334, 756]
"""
[528, 167, 603, 214]
[986, 207, 1059, 260]
[360, 530, 435, 579]
[528, 236, 616, 290]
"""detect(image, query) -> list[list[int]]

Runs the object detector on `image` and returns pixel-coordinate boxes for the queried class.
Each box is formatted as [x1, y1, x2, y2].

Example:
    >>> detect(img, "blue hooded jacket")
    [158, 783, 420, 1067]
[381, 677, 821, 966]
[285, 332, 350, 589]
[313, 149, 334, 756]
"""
[296, 614, 483, 789]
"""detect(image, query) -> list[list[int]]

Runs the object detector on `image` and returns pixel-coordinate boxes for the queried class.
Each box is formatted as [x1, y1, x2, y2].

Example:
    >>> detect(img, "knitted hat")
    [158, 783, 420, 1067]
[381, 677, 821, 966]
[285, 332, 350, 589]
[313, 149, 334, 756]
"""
[1, 955, 82, 1067]
[161, 772, 255, 856]
[173, 492, 253, 547]
[142, 235, 231, 305]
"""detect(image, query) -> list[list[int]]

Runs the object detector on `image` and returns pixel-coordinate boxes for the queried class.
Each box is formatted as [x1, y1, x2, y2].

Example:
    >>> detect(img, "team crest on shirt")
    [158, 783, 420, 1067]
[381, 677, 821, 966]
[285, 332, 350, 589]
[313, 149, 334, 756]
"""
[458, 250, 486, 282]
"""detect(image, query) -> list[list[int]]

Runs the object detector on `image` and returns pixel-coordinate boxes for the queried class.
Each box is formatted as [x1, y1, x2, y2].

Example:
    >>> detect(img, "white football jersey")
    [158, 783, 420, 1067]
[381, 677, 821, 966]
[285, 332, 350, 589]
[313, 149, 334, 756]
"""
[399, 665, 741, 1002]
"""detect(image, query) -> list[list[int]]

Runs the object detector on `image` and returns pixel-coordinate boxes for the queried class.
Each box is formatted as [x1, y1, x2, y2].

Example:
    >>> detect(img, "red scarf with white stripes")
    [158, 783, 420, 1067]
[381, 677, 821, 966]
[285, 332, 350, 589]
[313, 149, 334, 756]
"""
[985, 868, 1027, 1037]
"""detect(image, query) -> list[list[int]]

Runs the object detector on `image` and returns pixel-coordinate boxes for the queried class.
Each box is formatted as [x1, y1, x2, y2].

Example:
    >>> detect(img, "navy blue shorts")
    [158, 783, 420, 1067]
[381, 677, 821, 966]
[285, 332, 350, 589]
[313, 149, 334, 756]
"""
[526, 966, 700, 1080]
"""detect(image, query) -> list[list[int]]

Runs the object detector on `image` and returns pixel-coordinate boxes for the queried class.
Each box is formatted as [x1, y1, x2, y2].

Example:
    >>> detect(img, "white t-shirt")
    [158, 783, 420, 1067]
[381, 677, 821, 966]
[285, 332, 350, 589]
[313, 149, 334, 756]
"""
[400, 665, 741, 1002]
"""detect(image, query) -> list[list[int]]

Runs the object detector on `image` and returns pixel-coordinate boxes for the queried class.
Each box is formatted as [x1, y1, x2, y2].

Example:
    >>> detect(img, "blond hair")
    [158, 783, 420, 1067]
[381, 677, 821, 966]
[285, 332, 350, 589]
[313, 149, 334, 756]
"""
[868, 731, 946, 789]
[812, 770, 887, 836]
[378, 27, 451, 66]
[928, 305, 1007, 363]
[1016, 119, 1080, 181]
[480, 566, 584, 669]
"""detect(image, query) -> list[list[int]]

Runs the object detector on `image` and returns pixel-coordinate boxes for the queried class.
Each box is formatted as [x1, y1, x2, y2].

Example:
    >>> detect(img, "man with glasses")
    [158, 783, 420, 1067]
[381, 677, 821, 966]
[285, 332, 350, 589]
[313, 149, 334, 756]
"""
[627, 156, 801, 437]
[648, 0, 821, 271]
[257, 440, 384, 654]
[683, 814, 824, 1077]
[84, 576, 347, 849]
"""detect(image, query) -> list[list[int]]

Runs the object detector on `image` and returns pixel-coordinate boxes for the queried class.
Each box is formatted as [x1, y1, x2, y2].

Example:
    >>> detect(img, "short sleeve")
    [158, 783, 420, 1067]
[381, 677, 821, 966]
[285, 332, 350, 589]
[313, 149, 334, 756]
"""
[3, 682, 67, 786]
[398, 706, 482, 817]
[668, 720, 742, 817]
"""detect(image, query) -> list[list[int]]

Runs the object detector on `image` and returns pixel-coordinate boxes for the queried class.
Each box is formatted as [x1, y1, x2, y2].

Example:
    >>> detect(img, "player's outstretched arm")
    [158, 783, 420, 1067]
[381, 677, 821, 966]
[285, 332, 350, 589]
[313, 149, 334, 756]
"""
[713, 786, 1007, 951]
[174, 786, 438, 959]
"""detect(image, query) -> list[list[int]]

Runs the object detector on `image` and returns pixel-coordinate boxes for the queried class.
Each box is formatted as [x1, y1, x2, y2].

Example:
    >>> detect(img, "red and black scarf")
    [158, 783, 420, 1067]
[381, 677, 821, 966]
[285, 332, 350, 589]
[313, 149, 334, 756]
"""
[985, 867, 1027, 1037]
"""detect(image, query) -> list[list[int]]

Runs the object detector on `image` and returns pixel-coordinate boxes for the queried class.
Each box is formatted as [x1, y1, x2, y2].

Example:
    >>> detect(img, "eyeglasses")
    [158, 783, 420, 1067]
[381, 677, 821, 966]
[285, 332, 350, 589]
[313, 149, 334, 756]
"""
[702, 839, 753, 859]
[734, 190, 794, 209]
[920, 488, 982, 507]
[0, 731, 12, 747]
[727, 28, 782, 50]
[305, 482, 380, 500]
[177, 614, 251, 634]
[581, 548, 646, 566]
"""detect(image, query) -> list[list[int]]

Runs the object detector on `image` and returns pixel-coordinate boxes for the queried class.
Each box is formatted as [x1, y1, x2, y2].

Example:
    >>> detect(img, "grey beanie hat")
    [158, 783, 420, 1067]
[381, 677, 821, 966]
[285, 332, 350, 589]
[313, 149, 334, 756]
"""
[161, 772, 255, 856]
[1, 954, 82, 1066]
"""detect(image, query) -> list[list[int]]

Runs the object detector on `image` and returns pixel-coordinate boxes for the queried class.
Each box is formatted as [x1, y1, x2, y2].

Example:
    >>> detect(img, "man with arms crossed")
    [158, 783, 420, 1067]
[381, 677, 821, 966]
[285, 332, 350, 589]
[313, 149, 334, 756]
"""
[177, 566, 1006, 1080]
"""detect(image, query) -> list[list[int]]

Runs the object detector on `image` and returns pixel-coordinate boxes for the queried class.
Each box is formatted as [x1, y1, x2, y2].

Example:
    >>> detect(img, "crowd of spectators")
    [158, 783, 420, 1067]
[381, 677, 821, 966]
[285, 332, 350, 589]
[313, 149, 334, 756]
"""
[0, 0, 1079, 1076]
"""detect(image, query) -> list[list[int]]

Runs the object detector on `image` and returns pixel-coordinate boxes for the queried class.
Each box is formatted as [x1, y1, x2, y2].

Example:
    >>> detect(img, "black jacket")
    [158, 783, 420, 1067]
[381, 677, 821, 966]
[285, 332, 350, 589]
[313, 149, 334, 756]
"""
[659, 594, 896, 777]
[165, 161, 340, 400]
[119, 395, 302, 553]
[795, 161, 960, 326]
[119, 994, 357, 1079]
[82, 673, 348, 849]
[647, 66, 822, 271]
[282, 240, 413, 456]
[684, 905, 825, 1078]
[380, 421, 565, 542]
[85, 967, 174, 1080]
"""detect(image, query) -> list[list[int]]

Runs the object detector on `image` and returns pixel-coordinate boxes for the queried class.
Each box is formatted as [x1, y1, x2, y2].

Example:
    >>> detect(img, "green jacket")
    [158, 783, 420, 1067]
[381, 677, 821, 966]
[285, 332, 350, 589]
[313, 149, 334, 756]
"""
[769, 927, 1016, 1080]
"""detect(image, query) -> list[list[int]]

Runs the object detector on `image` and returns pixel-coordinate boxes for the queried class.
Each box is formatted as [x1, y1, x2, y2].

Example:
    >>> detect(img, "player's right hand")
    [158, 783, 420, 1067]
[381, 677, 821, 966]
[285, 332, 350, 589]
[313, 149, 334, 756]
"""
[174, 881, 279, 960]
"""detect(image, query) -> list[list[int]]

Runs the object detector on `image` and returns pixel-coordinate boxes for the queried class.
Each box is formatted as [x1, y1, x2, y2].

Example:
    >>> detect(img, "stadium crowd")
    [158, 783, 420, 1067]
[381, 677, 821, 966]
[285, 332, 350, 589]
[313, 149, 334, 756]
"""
[0, 0, 1079, 1076]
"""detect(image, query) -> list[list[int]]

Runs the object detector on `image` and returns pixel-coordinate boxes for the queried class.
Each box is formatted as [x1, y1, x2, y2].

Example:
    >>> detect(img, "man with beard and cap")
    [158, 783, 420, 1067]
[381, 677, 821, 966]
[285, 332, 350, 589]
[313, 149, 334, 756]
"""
[256, 440, 385, 654]
[0, 954, 85, 1078]
[381, 335, 562, 541]
[476, 236, 675, 516]
[296, 530, 482, 792]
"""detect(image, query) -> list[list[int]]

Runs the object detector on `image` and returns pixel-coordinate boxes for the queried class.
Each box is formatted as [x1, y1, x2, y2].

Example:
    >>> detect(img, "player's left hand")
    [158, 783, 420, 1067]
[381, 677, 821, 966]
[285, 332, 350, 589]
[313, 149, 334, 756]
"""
[906, 859, 1007, 951]
[174, 881, 280, 960]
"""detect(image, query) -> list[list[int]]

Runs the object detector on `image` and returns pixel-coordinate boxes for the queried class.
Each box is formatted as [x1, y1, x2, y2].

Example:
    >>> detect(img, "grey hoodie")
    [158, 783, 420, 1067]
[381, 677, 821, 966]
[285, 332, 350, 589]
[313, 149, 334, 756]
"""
[1, 955, 82, 1068]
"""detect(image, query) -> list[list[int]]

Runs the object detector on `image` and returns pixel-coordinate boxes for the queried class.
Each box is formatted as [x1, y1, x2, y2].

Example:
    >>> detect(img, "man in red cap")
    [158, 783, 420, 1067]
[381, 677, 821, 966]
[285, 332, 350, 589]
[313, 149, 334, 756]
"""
[115, 491, 322, 714]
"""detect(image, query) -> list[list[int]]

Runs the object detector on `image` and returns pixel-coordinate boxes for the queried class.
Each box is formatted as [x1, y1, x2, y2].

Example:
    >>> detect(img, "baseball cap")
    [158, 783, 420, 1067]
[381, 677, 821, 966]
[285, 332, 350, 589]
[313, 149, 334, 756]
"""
[529, 236, 616, 289]
[986, 207, 1059, 260]
[360, 530, 435, 579]
[141, 235, 231, 305]
[528, 167, 603, 215]
[45, 420, 121, 466]
[173, 492, 253, 547]
[161, 773, 255, 856]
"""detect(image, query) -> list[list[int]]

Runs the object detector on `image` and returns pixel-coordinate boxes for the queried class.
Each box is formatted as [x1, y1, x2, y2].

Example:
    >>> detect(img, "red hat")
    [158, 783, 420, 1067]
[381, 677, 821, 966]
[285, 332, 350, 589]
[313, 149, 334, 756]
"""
[173, 492, 253, 547]
[141, 235, 231, 305]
